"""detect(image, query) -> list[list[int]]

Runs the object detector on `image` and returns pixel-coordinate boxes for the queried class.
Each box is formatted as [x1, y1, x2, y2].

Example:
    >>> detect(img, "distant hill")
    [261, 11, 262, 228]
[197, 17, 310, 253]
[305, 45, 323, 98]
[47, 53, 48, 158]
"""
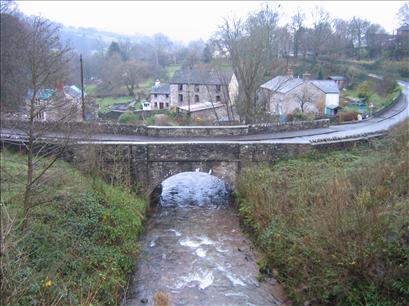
[58, 26, 152, 55]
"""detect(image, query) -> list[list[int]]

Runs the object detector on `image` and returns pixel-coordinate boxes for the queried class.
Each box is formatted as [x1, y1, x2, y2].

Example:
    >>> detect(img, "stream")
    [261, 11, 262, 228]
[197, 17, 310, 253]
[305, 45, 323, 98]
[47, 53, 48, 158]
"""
[126, 172, 284, 306]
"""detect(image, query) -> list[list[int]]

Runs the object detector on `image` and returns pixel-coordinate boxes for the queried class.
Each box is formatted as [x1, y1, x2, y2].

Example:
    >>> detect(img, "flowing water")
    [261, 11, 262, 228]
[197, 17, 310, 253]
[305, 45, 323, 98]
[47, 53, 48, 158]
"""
[126, 172, 284, 306]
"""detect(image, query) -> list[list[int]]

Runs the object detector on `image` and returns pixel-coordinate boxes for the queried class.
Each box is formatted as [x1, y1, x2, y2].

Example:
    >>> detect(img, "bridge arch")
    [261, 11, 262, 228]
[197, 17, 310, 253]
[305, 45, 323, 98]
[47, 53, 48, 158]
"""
[147, 170, 234, 213]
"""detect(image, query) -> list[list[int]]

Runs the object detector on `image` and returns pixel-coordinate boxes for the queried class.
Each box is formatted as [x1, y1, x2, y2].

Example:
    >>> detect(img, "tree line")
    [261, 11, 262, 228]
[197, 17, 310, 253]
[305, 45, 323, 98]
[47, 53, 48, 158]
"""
[1, 1, 408, 117]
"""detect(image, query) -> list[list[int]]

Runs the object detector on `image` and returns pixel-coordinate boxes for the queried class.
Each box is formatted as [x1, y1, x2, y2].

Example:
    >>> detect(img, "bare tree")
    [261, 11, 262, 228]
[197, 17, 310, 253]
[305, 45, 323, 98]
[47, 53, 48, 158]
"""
[293, 84, 314, 113]
[397, 3, 409, 25]
[349, 17, 370, 60]
[290, 8, 305, 59]
[331, 18, 354, 58]
[120, 60, 150, 97]
[0, 1, 29, 113]
[309, 6, 333, 62]
[218, 4, 283, 123]
[20, 16, 71, 231]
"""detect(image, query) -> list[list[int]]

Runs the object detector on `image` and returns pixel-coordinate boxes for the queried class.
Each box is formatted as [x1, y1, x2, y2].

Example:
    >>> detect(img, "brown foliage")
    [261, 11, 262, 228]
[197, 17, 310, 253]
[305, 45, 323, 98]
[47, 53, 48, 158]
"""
[153, 290, 171, 306]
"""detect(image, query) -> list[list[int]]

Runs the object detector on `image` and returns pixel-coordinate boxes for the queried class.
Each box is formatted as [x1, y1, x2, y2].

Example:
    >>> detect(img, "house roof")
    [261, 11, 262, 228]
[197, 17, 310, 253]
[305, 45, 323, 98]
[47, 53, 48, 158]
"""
[397, 24, 409, 32]
[64, 85, 83, 99]
[26, 88, 55, 101]
[311, 80, 340, 94]
[260, 76, 303, 94]
[170, 67, 234, 85]
[109, 103, 131, 112]
[151, 83, 170, 94]
[328, 75, 346, 81]
[177, 101, 225, 113]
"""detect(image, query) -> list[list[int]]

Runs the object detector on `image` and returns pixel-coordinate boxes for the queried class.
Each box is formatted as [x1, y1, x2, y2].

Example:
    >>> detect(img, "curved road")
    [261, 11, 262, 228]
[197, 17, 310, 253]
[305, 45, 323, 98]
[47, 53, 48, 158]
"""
[1, 81, 408, 145]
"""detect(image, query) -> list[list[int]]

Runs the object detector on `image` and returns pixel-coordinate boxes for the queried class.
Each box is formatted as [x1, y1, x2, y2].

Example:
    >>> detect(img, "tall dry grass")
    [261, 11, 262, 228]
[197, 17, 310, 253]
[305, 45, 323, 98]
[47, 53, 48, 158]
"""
[236, 120, 409, 305]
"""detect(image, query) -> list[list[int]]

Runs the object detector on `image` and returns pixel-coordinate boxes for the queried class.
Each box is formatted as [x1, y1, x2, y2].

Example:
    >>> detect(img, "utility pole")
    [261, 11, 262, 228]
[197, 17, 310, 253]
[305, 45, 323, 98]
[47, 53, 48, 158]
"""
[80, 54, 85, 121]
[187, 68, 191, 114]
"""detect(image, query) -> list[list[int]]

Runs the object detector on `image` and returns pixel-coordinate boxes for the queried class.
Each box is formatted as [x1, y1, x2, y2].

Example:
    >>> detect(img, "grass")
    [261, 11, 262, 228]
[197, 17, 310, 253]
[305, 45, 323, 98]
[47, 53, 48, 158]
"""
[84, 84, 97, 96]
[1, 150, 146, 305]
[96, 96, 133, 113]
[236, 120, 409, 305]
[166, 64, 181, 80]
[139, 64, 181, 90]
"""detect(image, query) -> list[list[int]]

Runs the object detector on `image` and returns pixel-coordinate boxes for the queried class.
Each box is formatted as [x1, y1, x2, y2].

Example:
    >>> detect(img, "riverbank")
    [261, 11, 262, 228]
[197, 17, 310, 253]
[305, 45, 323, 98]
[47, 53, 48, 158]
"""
[1, 151, 146, 305]
[236, 119, 409, 305]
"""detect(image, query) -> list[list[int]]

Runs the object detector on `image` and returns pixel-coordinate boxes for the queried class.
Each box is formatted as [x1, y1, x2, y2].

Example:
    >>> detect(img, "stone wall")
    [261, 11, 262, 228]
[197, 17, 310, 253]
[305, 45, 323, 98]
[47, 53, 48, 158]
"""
[2, 119, 146, 135]
[2, 118, 330, 137]
[145, 125, 248, 137]
[248, 119, 330, 134]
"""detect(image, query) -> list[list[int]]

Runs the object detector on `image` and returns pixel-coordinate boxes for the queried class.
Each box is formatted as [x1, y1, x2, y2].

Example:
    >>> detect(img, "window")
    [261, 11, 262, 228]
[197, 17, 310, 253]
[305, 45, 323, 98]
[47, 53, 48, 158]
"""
[195, 95, 199, 103]
[216, 85, 221, 92]
[166, 94, 169, 98]
[194, 85, 199, 92]
[154, 94, 157, 98]
[179, 84, 183, 91]
[35, 111, 44, 120]
[216, 95, 221, 102]
[179, 94, 183, 102]
[166, 103, 169, 108]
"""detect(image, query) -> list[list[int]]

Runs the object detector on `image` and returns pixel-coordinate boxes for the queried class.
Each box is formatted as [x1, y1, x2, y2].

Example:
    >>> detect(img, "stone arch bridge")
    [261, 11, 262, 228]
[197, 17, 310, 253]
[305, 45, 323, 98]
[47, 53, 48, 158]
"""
[69, 139, 372, 197]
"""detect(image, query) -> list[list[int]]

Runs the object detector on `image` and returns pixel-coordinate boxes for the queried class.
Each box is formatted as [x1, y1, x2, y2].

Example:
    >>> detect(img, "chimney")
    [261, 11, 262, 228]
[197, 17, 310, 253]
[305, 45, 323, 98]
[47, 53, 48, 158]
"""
[56, 83, 64, 91]
[154, 79, 160, 87]
[286, 68, 293, 78]
[302, 72, 311, 81]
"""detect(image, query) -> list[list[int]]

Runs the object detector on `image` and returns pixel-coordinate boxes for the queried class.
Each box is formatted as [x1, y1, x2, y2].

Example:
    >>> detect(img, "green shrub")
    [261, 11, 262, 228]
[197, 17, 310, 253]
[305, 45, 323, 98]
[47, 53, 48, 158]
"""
[118, 111, 139, 124]
[236, 120, 409, 305]
[357, 80, 373, 100]
[145, 115, 155, 125]
[287, 109, 313, 122]
[399, 65, 409, 78]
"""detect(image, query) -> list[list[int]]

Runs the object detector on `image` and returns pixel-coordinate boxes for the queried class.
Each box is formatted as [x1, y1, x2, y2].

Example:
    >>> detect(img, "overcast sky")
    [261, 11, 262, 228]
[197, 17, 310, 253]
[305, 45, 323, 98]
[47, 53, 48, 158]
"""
[16, 1, 407, 43]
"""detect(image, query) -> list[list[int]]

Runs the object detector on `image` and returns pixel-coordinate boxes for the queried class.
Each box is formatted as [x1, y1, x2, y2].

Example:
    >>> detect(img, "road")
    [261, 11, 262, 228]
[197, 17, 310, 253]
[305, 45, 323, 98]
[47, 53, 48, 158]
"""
[1, 81, 408, 145]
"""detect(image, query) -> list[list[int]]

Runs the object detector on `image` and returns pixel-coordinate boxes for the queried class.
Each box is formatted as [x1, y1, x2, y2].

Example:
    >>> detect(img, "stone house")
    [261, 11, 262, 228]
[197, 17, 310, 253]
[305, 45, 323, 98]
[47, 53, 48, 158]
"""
[169, 67, 238, 109]
[150, 80, 170, 110]
[25, 85, 98, 121]
[259, 72, 340, 116]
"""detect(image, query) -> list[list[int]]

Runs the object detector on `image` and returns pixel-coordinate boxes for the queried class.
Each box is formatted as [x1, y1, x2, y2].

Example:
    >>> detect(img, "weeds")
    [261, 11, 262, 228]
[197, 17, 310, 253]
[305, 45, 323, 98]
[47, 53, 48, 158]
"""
[236, 120, 409, 305]
[0, 151, 145, 305]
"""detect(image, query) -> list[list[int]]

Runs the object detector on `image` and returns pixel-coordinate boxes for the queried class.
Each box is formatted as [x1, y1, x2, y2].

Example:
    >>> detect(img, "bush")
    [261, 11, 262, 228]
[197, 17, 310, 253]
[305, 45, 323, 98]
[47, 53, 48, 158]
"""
[398, 64, 409, 78]
[118, 111, 139, 124]
[336, 111, 358, 122]
[236, 120, 409, 305]
[145, 115, 155, 125]
[357, 80, 373, 99]
[287, 109, 311, 122]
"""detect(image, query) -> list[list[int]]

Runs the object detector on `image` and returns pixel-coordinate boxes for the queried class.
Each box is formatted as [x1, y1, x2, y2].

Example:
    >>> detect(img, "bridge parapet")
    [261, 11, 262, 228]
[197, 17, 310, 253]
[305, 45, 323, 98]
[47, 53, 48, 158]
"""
[1, 118, 330, 138]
